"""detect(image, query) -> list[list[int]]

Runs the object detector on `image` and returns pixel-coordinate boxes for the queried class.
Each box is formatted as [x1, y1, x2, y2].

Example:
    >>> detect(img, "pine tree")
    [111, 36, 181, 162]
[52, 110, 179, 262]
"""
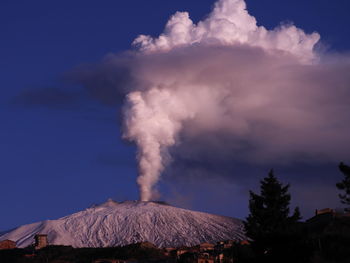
[244, 170, 302, 262]
[336, 162, 350, 208]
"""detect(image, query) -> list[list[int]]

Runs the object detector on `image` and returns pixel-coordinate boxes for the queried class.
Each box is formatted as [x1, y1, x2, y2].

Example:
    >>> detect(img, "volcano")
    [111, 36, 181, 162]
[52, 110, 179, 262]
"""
[0, 200, 246, 248]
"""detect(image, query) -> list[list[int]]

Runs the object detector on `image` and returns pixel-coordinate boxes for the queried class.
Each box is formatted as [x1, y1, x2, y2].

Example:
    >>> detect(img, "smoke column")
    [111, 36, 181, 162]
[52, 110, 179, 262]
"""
[122, 0, 350, 201]
[124, 89, 193, 201]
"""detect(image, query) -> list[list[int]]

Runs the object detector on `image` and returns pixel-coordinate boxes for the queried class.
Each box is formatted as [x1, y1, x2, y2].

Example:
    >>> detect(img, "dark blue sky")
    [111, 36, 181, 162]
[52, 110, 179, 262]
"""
[1, 0, 350, 230]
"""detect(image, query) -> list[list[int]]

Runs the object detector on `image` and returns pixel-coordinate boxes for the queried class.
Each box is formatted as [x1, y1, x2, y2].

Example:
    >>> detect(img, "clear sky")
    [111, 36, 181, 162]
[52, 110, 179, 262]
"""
[1, 0, 350, 230]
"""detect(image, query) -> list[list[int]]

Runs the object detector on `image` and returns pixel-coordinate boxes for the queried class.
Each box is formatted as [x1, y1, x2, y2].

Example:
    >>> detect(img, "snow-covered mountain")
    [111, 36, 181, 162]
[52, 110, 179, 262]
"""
[0, 200, 246, 248]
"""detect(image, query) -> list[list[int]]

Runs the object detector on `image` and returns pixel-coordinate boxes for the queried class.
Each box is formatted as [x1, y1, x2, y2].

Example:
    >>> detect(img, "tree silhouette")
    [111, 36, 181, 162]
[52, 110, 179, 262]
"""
[244, 170, 304, 262]
[336, 162, 350, 209]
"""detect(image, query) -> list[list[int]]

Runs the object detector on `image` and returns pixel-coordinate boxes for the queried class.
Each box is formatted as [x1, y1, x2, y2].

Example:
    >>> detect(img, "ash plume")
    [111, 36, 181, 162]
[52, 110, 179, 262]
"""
[118, 0, 350, 201]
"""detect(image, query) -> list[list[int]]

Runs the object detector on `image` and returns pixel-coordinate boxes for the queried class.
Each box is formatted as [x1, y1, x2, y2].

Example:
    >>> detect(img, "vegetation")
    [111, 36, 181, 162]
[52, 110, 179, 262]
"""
[244, 170, 309, 262]
[336, 162, 350, 209]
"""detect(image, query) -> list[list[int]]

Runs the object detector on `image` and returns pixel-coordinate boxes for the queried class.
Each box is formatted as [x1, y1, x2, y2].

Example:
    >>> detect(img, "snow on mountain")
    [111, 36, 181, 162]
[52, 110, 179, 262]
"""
[0, 200, 246, 248]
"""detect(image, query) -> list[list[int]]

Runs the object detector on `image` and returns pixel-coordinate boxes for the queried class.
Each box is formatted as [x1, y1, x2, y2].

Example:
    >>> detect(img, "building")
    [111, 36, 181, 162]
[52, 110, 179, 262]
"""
[177, 251, 215, 263]
[195, 243, 215, 252]
[94, 260, 130, 263]
[34, 234, 48, 250]
[163, 247, 176, 257]
[175, 246, 195, 258]
[0, 240, 16, 250]
[197, 252, 215, 263]
[314, 208, 350, 218]
[240, 240, 250, 245]
[315, 208, 335, 216]
[215, 240, 235, 251]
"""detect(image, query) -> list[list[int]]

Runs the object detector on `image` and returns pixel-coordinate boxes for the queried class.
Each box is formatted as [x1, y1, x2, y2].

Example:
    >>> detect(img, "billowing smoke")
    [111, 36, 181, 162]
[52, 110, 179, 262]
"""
[121, 0, 350, 201]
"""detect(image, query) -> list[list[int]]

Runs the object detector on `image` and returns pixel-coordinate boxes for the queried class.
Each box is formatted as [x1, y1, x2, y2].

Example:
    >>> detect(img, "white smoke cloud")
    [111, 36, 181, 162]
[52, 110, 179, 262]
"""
[121, 0, 350, 201]
[133, 0, 319, 63]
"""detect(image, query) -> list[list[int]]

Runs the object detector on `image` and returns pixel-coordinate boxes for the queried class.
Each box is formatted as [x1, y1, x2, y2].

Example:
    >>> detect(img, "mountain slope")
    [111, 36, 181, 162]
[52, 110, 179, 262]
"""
[0, 200, 246, 248]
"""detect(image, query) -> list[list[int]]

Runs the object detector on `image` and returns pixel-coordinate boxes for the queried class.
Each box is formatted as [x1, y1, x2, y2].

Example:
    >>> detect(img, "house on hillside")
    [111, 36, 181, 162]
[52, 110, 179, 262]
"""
[163, 247, 176, 257]
[93, 260, 136, 263]
[0, 239, 16, 250]
[194, 243, 215, 252]
[34, 234, 48, 250]
[197, 252, 215, 263]
[215, 240, 235, 251]
[315, 208, 335, 216]
[175, 246, 196, 257]
[177, 251, 215, 263]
